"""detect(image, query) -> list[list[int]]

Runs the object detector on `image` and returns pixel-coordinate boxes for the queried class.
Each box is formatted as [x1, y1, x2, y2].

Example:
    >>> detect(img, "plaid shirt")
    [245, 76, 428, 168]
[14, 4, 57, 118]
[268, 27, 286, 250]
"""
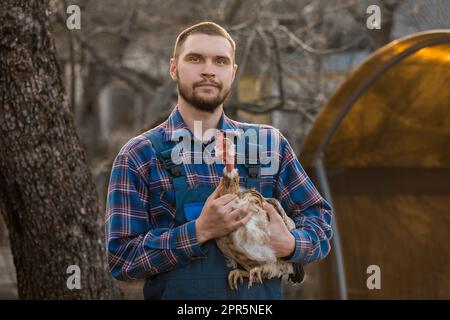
[105, 105, 333, 281]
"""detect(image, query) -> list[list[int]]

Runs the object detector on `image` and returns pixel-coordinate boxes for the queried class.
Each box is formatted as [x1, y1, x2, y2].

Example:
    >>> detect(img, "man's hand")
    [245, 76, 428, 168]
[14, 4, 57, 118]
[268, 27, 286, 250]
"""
[195, 179, 252, 245]
[263, 202, 296, 259]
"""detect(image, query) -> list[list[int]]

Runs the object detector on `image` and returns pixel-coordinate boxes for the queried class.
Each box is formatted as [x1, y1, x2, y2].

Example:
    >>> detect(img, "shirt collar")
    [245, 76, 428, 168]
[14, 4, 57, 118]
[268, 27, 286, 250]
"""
[163, 105, 240, 143]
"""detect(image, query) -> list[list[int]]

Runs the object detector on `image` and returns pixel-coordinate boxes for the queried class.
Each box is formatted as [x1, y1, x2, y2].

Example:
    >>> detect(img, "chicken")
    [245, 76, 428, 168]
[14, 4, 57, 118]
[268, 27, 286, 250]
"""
[214, 131, 304, 290]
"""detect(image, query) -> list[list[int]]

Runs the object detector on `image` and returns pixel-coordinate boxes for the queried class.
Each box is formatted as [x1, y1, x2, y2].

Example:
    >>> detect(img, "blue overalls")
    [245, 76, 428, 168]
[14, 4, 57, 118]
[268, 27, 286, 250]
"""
[142, 127, 283, 300]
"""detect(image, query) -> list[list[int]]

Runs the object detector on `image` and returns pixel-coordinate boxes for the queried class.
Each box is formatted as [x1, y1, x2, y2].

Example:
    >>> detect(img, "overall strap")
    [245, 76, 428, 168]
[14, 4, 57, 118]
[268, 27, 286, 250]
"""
[144, 130, 189, 192]
[243, 125, 261, 191]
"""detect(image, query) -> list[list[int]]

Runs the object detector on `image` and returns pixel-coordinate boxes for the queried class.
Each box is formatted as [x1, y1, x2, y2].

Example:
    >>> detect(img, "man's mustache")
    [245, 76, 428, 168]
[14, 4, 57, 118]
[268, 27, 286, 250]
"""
[194, 80, 222, 89]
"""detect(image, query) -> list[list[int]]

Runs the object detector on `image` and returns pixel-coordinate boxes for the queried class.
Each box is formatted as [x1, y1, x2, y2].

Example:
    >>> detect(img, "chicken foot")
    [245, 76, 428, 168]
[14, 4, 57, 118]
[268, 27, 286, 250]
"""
[228, 269, 249, 290]
[248, 266, 264, 288]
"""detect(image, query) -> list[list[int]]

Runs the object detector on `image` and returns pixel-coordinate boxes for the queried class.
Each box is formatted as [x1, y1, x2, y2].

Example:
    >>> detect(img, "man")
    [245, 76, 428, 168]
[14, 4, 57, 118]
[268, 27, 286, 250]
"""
[105, 21, 333, 300]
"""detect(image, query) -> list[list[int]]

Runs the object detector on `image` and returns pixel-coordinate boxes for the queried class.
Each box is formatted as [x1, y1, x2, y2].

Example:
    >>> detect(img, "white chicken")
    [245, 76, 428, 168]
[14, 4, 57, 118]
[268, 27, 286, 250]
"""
[214, 131, 304, 290]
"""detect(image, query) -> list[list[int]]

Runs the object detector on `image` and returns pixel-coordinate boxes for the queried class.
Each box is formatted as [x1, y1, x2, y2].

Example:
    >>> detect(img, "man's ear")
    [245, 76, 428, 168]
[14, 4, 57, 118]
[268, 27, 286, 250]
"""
[169, 57, 177, 80]
[232, 63, 238, 81]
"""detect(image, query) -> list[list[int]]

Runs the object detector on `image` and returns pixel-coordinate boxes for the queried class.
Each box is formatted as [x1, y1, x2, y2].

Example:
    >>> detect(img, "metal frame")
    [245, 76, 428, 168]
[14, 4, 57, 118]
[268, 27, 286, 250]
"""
[310, 31, 450, 300]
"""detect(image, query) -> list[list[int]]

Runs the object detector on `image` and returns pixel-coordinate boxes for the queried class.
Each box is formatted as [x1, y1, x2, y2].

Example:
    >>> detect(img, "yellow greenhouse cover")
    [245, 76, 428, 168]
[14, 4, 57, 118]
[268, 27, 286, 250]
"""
[299, 30, 450, 299]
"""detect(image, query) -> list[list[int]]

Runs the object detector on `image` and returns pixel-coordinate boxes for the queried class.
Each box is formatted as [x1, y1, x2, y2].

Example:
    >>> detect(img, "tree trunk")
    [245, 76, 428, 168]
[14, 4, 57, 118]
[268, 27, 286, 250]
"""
[0, 0, 122, 299]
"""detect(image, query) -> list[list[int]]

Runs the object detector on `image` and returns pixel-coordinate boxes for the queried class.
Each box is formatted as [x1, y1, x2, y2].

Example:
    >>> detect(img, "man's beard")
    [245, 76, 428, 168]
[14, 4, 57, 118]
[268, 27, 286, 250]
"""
[177, 77, 231, 113]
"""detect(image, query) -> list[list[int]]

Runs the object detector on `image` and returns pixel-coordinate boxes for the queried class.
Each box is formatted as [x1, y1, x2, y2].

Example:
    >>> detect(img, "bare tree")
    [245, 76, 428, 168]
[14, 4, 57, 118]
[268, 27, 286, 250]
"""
[0, 0, 122, 299]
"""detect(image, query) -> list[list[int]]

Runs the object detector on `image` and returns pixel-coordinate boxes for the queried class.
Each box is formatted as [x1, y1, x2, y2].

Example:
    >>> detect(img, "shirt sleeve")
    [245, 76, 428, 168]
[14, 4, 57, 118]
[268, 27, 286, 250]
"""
[275, 131, 334, 265]
[105, 139, 206, 281]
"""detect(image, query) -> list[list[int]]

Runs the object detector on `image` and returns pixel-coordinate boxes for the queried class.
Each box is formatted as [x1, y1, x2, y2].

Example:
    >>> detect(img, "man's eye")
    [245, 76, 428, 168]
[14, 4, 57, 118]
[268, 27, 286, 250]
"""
[189, 56, 200, 62]
[216, 58, 227, 65]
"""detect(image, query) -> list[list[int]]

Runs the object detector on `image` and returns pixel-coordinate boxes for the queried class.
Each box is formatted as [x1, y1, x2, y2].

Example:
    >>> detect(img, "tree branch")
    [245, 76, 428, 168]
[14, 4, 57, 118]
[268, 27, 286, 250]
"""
[277, 25, 364, 55]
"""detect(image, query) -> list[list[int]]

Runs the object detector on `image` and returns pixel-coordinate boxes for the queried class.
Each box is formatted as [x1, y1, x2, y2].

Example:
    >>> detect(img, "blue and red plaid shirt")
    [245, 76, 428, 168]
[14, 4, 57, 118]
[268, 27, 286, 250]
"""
[105, 105, 333, 281]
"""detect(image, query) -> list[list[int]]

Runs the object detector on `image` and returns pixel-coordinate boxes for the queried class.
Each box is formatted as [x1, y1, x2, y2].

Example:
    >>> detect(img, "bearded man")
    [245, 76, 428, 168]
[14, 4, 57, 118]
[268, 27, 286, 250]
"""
[105, 21, 333, 300]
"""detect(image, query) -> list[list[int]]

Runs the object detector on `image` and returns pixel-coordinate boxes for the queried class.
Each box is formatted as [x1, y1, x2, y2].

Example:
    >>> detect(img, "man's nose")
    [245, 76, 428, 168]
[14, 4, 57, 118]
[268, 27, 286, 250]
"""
[200, 61, 216, 78]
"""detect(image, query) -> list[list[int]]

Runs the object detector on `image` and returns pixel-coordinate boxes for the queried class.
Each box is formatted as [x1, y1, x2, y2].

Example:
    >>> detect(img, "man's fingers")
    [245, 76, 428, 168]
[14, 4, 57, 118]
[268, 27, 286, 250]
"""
[264, 202, 281, 222]
[229, 206, 252, 229]
[229, 203, 250, 221]
[222, 197, 238, 211]
[263, 202, 275, 214]
[238, 210, 253, 225]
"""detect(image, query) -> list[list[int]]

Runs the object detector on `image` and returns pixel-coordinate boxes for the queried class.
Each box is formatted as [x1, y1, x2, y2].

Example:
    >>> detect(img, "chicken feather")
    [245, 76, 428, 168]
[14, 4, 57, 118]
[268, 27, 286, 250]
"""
[214, 132, 304, 290]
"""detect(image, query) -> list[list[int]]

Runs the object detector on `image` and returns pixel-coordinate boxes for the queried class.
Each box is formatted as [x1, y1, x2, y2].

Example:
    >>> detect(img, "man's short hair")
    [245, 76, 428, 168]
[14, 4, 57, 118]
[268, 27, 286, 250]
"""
[173, 21, 236, 62]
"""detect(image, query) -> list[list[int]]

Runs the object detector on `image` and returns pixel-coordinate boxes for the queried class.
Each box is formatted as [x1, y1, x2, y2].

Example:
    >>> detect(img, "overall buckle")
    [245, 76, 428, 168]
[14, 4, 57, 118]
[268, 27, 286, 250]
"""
[245, 164, 261, 178]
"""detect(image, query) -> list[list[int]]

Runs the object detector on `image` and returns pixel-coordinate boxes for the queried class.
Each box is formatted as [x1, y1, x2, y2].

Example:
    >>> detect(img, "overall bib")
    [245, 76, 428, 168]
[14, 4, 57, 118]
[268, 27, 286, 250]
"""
[142, 128, 283, 300]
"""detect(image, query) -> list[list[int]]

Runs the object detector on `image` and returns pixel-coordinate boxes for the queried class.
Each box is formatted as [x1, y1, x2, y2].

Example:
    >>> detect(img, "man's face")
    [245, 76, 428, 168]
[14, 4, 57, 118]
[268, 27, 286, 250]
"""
[170, 33, 237, 113]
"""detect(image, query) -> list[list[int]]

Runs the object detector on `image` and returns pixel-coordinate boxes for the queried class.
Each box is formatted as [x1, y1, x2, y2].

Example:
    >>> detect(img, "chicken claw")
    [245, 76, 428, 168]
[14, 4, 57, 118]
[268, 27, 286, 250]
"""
[248, 267, 264, 288]
[228, 269, 249, 290]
